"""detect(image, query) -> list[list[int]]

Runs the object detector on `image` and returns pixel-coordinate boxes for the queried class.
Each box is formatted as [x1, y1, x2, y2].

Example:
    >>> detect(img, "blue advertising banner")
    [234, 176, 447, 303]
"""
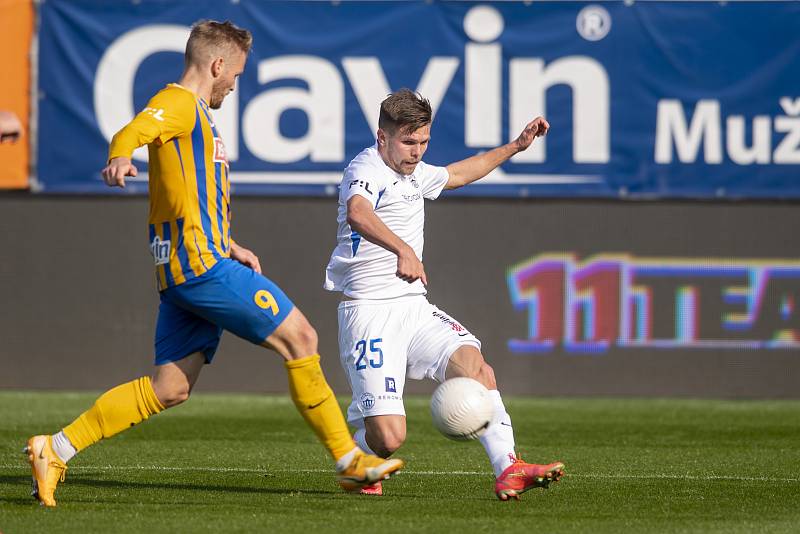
[35, 1, 800, 197]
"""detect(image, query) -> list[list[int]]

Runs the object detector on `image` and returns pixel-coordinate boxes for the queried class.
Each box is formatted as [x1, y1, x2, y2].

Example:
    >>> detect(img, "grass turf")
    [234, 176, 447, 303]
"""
[1, 392, 798, 533]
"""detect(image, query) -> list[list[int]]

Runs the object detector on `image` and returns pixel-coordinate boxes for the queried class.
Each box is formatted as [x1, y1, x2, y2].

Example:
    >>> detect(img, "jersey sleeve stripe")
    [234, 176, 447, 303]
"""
[172, 138, 186, 178]
[221, 165, 230, 253]
[174, 217, 196, 282]
[224, 166, 231, 252]
[351, 230, 362, 256]
[190, 105, 222, 262]
[214, 164, 226, 252]
[191, 225, 211, 272]
[169, 140, 203, 280]
[149, 224, 166, 291]
[176, 135, 212, 273]
[160, 221, 178, 287]
[199, 105, 229, 255]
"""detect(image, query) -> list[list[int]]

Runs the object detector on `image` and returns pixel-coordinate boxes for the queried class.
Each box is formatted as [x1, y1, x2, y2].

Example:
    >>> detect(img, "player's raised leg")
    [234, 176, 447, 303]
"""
[25, 352, 204, 507]
[263, 307, 403, 491]
[152, 259, 403, 493]
[446, 346, 564, 500]
[24, 292, 223, 507]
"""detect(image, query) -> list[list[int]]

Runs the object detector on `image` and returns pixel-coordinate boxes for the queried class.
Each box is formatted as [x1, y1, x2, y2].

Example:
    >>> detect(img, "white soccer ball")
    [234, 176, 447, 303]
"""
[430, 377, 496, 441]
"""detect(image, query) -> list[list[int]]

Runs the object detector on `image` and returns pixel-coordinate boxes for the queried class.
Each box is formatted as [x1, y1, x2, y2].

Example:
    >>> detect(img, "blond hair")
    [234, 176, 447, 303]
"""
[185, 20, 252, 65]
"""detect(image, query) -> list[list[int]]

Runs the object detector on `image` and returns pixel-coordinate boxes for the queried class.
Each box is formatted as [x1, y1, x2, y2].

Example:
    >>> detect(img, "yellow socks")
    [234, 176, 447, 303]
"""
[62, 376, 164, 451]
[60, 361, 353, 463]
[285, 354, 356, 461]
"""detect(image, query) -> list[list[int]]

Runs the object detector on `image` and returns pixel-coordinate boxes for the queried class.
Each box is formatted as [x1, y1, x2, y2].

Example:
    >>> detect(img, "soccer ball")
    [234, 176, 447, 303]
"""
[430, 377, 496, 441]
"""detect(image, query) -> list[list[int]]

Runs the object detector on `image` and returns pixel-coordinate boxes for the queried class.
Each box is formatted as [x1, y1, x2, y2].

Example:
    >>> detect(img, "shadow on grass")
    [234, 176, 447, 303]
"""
[70, 476, 339, 497]
[0, 473, 342, 503]
[0, 474, 36, 505]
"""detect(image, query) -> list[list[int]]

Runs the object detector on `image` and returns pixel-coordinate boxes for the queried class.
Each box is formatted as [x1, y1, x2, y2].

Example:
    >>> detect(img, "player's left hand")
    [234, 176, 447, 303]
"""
[230, 241, 262, 273]
[514, 117, 549, 152]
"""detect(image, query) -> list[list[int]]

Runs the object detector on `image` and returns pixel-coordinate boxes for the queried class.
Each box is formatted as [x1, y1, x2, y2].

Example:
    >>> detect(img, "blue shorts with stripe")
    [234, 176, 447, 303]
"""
[154, 259, 294, 365]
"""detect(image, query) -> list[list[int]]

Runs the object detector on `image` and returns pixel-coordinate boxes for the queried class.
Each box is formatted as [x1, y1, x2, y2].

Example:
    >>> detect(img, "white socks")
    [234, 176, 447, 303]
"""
[335, 447, 359, 472]
[353, 427, 377, 455]
[350, 395, 515, 477]
[51, 431, 77, 463]
[478, 390, 516, 477]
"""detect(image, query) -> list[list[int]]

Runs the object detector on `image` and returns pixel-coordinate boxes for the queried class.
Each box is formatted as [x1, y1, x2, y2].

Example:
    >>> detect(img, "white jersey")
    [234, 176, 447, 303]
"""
[324, 143, 449, 299]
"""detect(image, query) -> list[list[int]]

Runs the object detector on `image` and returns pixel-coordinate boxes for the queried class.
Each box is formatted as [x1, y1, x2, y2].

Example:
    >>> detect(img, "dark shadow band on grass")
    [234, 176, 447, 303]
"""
[59, 476, 339, 497]
[0, 473, 342, 503]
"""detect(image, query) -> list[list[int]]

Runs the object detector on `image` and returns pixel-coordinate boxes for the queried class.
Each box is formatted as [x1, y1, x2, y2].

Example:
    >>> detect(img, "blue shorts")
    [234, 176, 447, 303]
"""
[154, 259, 295, 365]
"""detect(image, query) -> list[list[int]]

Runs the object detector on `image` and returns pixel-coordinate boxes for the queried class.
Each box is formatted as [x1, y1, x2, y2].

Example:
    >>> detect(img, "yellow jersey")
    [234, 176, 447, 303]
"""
[109, 84, 231, 290]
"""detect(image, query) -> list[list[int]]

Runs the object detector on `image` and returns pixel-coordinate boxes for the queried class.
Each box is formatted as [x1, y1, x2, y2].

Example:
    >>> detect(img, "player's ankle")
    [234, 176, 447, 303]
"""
[335, 447, 359, 472]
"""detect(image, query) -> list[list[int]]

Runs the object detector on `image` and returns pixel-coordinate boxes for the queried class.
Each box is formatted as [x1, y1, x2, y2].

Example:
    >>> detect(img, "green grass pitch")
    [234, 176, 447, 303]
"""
[1, 391, 798, 533]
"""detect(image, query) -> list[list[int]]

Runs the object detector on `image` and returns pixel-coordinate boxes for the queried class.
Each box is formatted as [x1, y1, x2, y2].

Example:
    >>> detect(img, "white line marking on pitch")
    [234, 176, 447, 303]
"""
[1, 465, 797, 483]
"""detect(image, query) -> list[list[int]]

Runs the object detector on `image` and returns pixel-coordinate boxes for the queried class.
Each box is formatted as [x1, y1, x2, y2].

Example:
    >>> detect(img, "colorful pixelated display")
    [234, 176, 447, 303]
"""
[507, 254, 800, 353]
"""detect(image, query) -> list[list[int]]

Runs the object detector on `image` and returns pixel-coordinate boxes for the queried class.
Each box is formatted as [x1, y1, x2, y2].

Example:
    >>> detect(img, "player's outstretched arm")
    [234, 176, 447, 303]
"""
[347, 195, 427, 285]
[102, 90, 195, 188]
[444, 116, 549, 190]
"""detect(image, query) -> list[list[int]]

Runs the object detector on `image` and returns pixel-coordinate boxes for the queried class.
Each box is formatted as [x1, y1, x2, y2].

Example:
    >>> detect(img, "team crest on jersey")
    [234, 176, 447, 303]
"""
[150, 235, 171, 265]
[213, 137, 229, 167]
[360, 392, 376, 410]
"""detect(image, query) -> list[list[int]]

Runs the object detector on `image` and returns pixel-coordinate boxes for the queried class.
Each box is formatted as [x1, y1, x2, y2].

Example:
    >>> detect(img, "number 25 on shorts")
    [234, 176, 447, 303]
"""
[355, 338, 384, 370]
[254, 289, 279, 316]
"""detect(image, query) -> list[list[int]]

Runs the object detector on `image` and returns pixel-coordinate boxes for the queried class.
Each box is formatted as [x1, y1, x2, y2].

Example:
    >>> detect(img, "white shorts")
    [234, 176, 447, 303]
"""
[337, 294, 481, 425]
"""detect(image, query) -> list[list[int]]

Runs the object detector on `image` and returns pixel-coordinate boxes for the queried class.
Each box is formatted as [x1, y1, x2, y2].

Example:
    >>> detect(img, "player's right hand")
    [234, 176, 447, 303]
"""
[101, 157, 137, 188]
[397, 246, 428, 286]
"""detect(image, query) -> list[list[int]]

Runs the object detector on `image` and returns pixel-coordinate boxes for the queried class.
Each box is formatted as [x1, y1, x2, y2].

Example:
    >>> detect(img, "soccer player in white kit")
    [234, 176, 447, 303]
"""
[324, 89, 564, 500]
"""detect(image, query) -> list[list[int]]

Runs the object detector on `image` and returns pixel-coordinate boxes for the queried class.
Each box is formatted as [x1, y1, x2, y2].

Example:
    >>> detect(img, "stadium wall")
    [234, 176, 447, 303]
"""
[1, 195, 797, 398]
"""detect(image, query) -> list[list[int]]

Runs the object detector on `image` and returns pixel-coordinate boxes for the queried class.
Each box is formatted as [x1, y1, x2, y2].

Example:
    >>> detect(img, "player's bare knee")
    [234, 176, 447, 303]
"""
[297, 322, 318, 354]
[447, 346, 487, 381]
[374, 431, 405, 457]
[366, 420, 406, 457]
[477, 362, 497, 390]
[154, 382, 191, 408]
[157, 388, 190, 408]
[279, 312, 319, 359]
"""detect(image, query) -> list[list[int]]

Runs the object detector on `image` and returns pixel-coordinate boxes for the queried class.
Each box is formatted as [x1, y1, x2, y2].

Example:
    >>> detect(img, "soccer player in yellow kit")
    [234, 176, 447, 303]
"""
[24, 20, 402, 507]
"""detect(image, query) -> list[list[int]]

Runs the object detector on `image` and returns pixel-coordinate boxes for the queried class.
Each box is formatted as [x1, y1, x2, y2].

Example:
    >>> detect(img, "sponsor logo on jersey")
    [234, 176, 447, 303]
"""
[360, 392, 375, 410]
[142, 107, 165, 121]
[433, 311, 470, 336]
[213, 137, 229, 167]
[385, 377, 397, 393]
[150, 235, 171, 265]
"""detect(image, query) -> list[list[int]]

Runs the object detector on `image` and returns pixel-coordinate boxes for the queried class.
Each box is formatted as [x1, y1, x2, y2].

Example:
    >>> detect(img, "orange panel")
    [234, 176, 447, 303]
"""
[0, 0, 34, 189]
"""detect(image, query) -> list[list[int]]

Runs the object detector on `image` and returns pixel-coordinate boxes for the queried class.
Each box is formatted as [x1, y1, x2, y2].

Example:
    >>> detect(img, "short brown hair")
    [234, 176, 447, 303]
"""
[185, 20, 253, 65]
[378, 89, 432, 135]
